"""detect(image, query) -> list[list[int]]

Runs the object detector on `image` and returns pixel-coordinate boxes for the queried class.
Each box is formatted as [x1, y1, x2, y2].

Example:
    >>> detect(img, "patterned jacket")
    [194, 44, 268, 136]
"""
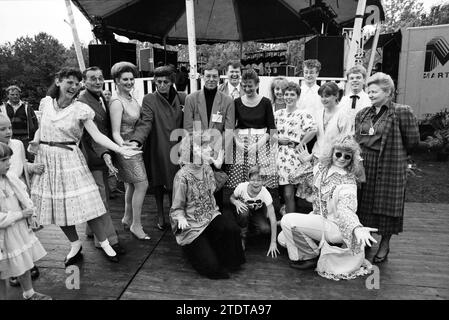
[355, 101, 420, 217]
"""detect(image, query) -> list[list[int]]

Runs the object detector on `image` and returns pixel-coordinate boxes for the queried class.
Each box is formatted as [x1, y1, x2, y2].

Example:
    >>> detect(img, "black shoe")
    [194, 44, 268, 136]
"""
[373, 248, 390, 264]
[112, 243, 126, 255]
[30, 266, 40, 280]
[9, 277, 19, 287]
[64, 246, 83, 267]
[289, 257, 318, 270]
[103, 250, 119, 263]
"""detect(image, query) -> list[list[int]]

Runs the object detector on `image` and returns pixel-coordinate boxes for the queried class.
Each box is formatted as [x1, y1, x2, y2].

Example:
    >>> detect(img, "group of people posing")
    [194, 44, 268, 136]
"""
[0, 57, 419, 299]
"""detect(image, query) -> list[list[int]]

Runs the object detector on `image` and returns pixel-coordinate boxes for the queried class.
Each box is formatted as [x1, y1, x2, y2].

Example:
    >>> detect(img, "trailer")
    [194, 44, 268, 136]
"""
[397, 24, 449, 120]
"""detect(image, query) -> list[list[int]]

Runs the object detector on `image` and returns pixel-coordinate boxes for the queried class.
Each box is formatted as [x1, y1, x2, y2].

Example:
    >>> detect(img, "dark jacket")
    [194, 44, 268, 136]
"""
[78, 89, 111, 171]
[0, 101, 38, 140]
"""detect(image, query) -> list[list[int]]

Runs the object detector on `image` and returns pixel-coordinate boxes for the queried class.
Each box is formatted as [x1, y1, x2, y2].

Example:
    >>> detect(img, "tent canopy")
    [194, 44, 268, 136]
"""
[73, 0, 385, 45]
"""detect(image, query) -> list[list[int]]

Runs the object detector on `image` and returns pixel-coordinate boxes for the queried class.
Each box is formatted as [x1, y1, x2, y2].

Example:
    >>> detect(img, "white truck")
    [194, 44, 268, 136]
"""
[397, 24, 449, 120]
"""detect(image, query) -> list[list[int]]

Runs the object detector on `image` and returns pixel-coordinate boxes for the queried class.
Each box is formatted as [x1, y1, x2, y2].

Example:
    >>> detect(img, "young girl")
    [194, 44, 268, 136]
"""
[0, 142, 51, 300]
[0, 113, 44, 287]
[230, 165, 279, 257]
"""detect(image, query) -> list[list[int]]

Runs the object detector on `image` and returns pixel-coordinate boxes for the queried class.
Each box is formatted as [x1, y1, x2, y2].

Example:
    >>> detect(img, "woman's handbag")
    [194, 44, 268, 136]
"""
[315, 169, 368, 280]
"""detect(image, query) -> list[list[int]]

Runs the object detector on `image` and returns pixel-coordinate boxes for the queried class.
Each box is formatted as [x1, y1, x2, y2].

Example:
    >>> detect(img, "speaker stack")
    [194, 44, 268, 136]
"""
[304, 35, 344, 78]
[88, 43, 137, 79]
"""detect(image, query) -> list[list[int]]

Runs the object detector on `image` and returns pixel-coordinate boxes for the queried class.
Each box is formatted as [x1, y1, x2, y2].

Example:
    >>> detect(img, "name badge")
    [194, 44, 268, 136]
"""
[211, 111, 223, 123]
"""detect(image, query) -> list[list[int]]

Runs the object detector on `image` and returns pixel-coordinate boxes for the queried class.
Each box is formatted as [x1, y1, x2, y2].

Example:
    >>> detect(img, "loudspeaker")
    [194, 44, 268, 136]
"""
[88, 44, 112, 79]
[153, 47, 178, 69]
[88, 43, 137, 79]
[304, 35, 344, 78]
[381, 32, 402, 82]
[139, 48, 154, 72]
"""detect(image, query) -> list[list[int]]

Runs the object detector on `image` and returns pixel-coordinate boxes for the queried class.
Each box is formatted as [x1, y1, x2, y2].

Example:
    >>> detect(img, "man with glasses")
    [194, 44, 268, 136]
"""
[183, 62, 235, 212]
[218, 60, 244, 99]
[79, 66, 125, 255]
[129, 66, 186, 230]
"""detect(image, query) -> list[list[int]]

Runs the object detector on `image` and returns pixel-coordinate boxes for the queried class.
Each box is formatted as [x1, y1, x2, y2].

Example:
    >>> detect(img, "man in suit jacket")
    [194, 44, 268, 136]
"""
[79, 66, 125, 255]
[184, 62, 235, 211]
[218, 60, 245, 99]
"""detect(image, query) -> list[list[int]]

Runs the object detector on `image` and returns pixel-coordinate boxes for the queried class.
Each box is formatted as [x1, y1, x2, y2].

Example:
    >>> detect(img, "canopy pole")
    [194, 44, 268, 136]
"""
[65, 0, 85, 71]
[185, 0, 198, 93]
[345, 0, 367, 71]
[239, 41, 243, 60]
[367, 22, 381, 76]
[163, 37, 167, 65]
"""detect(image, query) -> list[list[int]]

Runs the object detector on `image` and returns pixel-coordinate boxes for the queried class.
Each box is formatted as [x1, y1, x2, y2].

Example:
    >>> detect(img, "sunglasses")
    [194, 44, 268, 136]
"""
[334, 151, 352, 161]
[155, 80, 171, 85]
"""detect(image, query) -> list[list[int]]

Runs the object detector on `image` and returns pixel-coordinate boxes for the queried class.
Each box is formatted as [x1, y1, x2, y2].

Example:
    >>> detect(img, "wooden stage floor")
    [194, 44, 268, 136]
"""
[5, 193, 449, 300]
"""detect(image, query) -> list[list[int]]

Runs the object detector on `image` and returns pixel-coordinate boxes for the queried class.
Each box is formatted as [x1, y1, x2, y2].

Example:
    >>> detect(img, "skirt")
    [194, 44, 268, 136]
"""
[0, 220, 46, 279]
[115, 153, 147, 184]
[31, 145, 106, 226]
[226, 132, 278, 189]
[358, 149, 403, 235]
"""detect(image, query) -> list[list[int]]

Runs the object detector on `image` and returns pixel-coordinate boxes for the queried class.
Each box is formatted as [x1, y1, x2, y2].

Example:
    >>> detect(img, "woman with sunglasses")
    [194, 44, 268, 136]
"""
[128, 66, 185, 231]
[279, 136, 377, 278]
[109, 62, 150, 240]
[354, 72, 419, 263]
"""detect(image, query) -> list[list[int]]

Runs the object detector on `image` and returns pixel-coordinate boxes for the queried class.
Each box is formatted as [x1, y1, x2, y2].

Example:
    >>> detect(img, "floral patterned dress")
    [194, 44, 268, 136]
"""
[31, 97, 106, 226]
[274, 108, 316, 185]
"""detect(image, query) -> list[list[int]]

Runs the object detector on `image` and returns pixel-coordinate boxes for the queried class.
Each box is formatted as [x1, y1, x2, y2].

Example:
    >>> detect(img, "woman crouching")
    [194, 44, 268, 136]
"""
[278, 136, 377, 280]
[170, 134, 245, 279]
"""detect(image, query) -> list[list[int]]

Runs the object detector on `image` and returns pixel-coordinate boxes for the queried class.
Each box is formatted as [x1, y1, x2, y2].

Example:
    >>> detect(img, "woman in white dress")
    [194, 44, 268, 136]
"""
[274, 82, 316, 213]
[30, 68, 140, 266]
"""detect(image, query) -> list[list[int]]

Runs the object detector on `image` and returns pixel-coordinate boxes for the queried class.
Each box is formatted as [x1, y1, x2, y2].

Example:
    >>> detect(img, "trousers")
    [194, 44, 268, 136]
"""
[85, 170, 119, 247]
[183, 214, 245, 279]
[278, 212, 343, 261]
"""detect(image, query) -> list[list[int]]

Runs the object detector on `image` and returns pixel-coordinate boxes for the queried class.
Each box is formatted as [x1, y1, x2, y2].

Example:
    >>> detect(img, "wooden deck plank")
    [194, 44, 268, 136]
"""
[5, 195, 449, 300]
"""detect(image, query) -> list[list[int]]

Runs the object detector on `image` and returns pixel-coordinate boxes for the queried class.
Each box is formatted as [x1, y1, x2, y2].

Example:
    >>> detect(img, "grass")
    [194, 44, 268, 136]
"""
[406, 151, 449, 203]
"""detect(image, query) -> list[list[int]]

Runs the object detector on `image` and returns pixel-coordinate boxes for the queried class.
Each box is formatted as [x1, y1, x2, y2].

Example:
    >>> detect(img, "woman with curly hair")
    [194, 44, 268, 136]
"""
[278, 136, 377, 279]
[170, 134, 245, 279]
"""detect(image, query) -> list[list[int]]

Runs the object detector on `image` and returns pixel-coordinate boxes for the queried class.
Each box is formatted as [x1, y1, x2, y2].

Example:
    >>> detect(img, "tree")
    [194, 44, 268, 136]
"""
[0, 32, 88, 108]
[421, 4, 449, 26]
[381, 0, 424, 33]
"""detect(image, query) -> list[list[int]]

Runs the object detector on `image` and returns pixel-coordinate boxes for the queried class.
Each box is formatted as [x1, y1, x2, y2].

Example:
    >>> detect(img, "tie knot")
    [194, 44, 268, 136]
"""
[350, 95, 359, 99]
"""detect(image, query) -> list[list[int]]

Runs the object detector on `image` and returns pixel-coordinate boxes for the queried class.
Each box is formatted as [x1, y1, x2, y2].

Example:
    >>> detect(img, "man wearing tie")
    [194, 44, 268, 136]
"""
[79, 66, 125, 255]
[218, 60, 244, 99]
[337, 65, 372, 135]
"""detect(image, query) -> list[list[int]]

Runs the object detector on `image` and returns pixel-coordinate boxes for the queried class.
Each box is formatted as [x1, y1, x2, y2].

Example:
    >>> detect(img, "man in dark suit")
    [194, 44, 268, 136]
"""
[184, 62, 235, 211]
[79, 66, 125, 255]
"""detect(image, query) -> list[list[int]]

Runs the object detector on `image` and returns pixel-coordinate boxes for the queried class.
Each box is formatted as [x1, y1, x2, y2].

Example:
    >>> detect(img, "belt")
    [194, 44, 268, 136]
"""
[40, 141, 76, 151]
[279, 140, 299, 148]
